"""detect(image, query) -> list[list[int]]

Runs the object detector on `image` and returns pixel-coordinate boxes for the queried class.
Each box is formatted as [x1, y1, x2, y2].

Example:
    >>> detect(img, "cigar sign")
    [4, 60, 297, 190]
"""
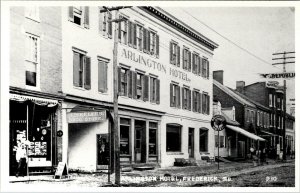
[260, 72, 295, 79]
[211, 115, 226, 131]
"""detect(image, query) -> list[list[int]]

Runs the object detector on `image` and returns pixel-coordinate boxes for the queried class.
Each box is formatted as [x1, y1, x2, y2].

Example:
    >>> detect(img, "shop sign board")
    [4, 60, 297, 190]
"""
[67, 111, 106, 123]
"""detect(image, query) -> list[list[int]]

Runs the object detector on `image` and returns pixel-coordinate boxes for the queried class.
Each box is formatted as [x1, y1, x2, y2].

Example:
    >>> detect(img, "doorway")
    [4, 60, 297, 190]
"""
[188, 128, 194, 158]
[135, 120, 146, 163]
[238, 141, 245, 158]
[96, 134, 109, 170]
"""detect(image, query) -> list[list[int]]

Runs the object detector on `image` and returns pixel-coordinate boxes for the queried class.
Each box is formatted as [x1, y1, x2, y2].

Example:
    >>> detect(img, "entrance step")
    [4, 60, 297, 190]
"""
[215, 156, 232, 163]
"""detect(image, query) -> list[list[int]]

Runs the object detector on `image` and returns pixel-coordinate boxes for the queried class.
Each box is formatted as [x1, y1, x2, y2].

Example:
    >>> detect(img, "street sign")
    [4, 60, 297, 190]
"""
[211, 115, 226, 131]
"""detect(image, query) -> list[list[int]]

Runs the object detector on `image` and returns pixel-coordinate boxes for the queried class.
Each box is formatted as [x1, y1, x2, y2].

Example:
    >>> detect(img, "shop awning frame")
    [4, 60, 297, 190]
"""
[226, 125, 266, 141]
[10, 94, 58, 107]
[260, 130, 278, 136]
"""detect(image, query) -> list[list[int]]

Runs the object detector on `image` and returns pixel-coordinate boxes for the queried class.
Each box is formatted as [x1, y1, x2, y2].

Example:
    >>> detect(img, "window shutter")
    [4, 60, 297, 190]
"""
[128, 21, 132, 47]
[128, 70, 133, 98]
[118, 67, 122, 94]
[182, 49, 185, 69]
[202, 93, 205, 114]
[143, 28, 147, 52]
[143, 75, 149, 101]
[73, 52, 80, 87]
[98, 61, 105, 92]
[170, 84, 173, 107]
[132, 71, 137, 99]
[182, 87, 185, 109]
[156, 34, 159, 57]
[108, 12, 112, 38]
[188, 51, 191, 72]
[207, 60, 210, 79]
[170, 42, 173, 64]
[192, 54, 196, 74]
[198, 56, 202, 75]
[192, 91, 196, 112]
[197, 92, 201, 113]
[68, 7, 74, 22]
[207, 95, 210, 115]
[147, 30, 151, 53]
[84, 56, 91, 90]
[84, 7, 90, 29]
[177, 46, 180, 67]
[202, 58, 205, 77]
[133, 23, 137, 48]
[156, 79, 160, 104]
[188, 89, 191, 110]
[176, 86, 181, 108]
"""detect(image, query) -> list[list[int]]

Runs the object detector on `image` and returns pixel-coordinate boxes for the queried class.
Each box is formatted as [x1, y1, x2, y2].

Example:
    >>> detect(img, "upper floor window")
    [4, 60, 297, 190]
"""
[136, 24, 143, 51]
[192, 53, 201, 75]
[118, 67, 129, 96]
[202, 92, 210, 115]
[269, 94, 273, 107]
[25, 33, 40, 87]
[170, 83, 181, 108]
[192, 90, 202, 113]
[99, 7, 112, 38]
[68, 6, 89, 28]
[277, 97, 281, 110]
[73, 49, 91, 90]
[25, 7, 39, 21]
[257, 112, 260, 126]
[202, 58, 210, 79]
[246, 109, 250, 122]
[170, 41, 180, 67]
[150, 76, 160, 104]
[182, 47, 191, 71]
[136, 73, 144, 100]
[182, 87, 191, 111]
[118, 15, 128, 44]
[251, 111, 255, 123]
[98, 58, 108, 93]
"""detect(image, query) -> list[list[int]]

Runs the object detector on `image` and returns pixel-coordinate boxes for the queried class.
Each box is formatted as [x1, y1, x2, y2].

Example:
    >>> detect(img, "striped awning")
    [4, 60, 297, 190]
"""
[9, 94, 58, 107]
[227, 125, 266, 141]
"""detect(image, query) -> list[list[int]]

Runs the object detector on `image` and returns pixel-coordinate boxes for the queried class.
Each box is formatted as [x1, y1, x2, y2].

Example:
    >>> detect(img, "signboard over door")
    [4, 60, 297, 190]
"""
[67, 111, 106, 123]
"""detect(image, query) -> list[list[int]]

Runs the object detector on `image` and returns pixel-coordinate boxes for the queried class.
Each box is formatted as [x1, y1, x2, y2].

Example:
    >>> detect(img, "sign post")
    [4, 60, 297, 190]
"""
[211, 115, 226, 170]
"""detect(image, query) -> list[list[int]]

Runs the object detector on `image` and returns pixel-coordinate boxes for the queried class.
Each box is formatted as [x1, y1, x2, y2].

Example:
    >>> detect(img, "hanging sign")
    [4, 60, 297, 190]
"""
[260, 72, 295, 79]
[67, 111, 106, 123]
[211, 115, 226, 131]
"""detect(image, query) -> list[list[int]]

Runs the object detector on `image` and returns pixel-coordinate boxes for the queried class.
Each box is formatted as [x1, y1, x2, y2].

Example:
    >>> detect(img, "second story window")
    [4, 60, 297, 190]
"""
[136, 24, 143, 51]
[170, 83, 181, 108]
[170, 41, 180, 67]
[136, 73, 144, 100]
[202, 58, 209, 79]
[118, 67, 129, 96]
[192, 53, 200, 75]
[202, 93, 210, 115]
[68, 6, 89, 28]
[183, 47, 191, 71]
[150, 76, 160, 104]
[251, 111, 255, 123]
[246, 109, 250, 122]
[192, 90, 202, 113]
[99, 7, 112, 38]
[182, 87, 191, 110]
[25, 33, 39, 87]
[98, 58, 108, 93]
[73, 49, 91, 90]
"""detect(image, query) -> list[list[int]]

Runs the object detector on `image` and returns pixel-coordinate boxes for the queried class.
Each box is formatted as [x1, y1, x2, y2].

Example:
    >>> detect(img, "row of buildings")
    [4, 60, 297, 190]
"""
[8, 6, 294, 175]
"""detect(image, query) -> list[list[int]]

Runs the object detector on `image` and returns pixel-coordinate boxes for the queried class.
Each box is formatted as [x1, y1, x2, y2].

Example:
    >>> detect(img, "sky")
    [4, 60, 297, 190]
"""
[163, 7, 295, 111]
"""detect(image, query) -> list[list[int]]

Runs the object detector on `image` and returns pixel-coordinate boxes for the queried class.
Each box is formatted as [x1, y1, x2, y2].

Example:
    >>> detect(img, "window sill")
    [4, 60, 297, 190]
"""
[166, 152, 183, 155]
[73, 86, 87, 91]
[25, 85, 40, 92]
[25, 16, 40, 23]
[98, 91, 109, 95]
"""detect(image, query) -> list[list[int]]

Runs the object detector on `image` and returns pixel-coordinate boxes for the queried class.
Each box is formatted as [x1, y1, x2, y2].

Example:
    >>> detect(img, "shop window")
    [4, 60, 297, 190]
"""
[202, 58, 209, 79]
[192, 53, 200, 75]
[149, 122, 157, 155]
[170, 83, 181, 108]
[150, 76, 160, 104]
[136, 24, 143, 51]
[183, 47, 191, 71]
[120, 118, 130, 155]
[25, 7, 39, 21]
[182, 87, 191, 110]
[98, 58, 108, 93]
[200, 128, 208, 152]
[68, 6, 89, 28]
[99, 7, 112, 38]
[25, 33, 39, 88]
[166, 124, 181, 152]
[73, 49, 91, 90]
[202, 93, 210, 115]
[170, 41, 180, 67]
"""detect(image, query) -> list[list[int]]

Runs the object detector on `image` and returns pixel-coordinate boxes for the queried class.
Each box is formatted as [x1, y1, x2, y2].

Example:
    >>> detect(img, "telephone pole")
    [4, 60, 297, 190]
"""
[102, 6, 131, 186]
[272, 51, 295, 161]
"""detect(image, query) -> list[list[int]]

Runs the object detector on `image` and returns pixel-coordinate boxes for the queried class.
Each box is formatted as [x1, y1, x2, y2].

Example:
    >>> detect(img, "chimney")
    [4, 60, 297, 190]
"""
[236, 81, 245, 94]
[213, 70, 224, 85]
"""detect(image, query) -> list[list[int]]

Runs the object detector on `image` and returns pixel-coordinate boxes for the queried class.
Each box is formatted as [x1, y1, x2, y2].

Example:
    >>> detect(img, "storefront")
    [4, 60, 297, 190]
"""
[9, 94, 59, 176]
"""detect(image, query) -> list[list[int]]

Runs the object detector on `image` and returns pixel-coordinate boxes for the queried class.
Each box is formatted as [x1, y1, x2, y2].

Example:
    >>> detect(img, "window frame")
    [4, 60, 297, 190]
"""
[72, 48, 91, 90]
[199, 128, 208, 152]
[166, 124, 182, 152]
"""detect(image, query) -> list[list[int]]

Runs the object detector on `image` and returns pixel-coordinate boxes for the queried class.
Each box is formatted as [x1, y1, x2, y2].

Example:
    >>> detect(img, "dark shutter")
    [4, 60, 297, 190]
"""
[133, 23, 137, 48]
[198, 56, 202, 75]
[192, 54, 196, 74]
[177, 46, 180, 67]
[182, 87, 185, 109]
[143, 75, 149, 101]
[84, 7, 89, 29]
[132, 71, 137, 99]
[197, 92, 201, 113]
[188, 51, 191, 72]
[108, 12, 112, 38]
[156, 34, 159, 58]
[192, 91, 196, 112]
[156, 79, 160, 104]
[202, 58, 205, 77]
[68, 7, 74, 22]
[207, 60, 210, 79]
[128, 70, 133, 98]
[170, 83, 173, 107]
[143, 28, 147, 52]
[147, 30, 151, 53]
[176, 86, 181, 108]
[118, 67, 122, 95]
[170, 42, 173, 64]
[202, 93, 205, 114]
[98, 61, 105, 92]
[84, 56, 91, 90]
[188, 89, 191, 111]
[128, 21, 132, 46]
[73, 52, 80, 87]
[207, 95, 210, 115]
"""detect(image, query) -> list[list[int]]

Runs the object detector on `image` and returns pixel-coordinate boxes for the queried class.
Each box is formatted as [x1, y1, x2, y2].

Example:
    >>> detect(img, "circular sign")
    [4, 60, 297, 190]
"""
[41, 128, 47, 135]
[211, 115, 226, 131]
[57, 130, 63, 137]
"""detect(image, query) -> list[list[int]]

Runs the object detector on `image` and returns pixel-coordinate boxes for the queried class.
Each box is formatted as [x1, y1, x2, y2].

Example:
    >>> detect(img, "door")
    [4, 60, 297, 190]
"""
[238, 141, 245, 158]
[135, 120, 146, 163]
[188, 128, 194, 158]
[96, 134, 109, 170]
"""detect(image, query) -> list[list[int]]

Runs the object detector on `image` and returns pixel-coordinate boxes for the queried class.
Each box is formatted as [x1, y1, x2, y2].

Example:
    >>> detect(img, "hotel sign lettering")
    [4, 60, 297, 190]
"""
[121, 48, 191, 82]
[67, 111, 106, 123]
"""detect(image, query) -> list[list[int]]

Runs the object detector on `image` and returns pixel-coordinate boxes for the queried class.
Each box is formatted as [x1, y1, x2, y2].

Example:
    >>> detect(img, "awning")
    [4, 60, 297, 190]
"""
[10, 94, 58, 107]
[260, 130, 278, 136]
[226, 125, 266, 141]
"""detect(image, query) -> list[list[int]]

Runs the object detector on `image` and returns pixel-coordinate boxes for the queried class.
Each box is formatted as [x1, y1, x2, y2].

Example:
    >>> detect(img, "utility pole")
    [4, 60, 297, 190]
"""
[102, 6, 131, 186]
[272, 51, 295, 161]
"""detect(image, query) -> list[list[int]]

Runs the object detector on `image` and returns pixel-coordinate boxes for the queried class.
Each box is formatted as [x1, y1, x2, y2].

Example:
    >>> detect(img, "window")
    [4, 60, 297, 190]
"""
[120, 118, 130, 155]
[200, 128, 208, 152]
[202, 58, 209, 79]
[25, 33, 39, 87]
[246, 109, 250, 122]
[150, 76, 160, 104]
[260, 112, 263, 126]
[68, 6, 89, 28]
[149, 122, 157, 155]
[269, 94, 272, 107]
[257, 112, 260, 126]
[277, 97, 281, 110]
[136, 73, 144, 100]
[98, 58, 108, 93]
[183, 48, 191, 71]
[136, 24, 143, 51]
[118, 15, 128, 44]
[215, 135, 225, 148]
[192, 90, 202, 113]
[202, 93, 210, 115]
[251, 111, 255, 123]
[99, 7, 112, 38]
[149, 31, 156, 56]
[170, 41, 180, 66]
[182, 87, 191, 110]
[192, 53, 200, 75]
[166, 124, 181, 152]
[118, 67, 129, 96]
[170, 83, 181, 108]
[73, 50, 91, 89]
[25, 7, 39, 21]
[273, 95, 276, 108]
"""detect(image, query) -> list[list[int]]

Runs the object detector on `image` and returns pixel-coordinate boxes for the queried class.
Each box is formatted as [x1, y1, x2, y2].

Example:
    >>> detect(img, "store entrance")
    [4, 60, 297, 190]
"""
[134, 120, 146, 163]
